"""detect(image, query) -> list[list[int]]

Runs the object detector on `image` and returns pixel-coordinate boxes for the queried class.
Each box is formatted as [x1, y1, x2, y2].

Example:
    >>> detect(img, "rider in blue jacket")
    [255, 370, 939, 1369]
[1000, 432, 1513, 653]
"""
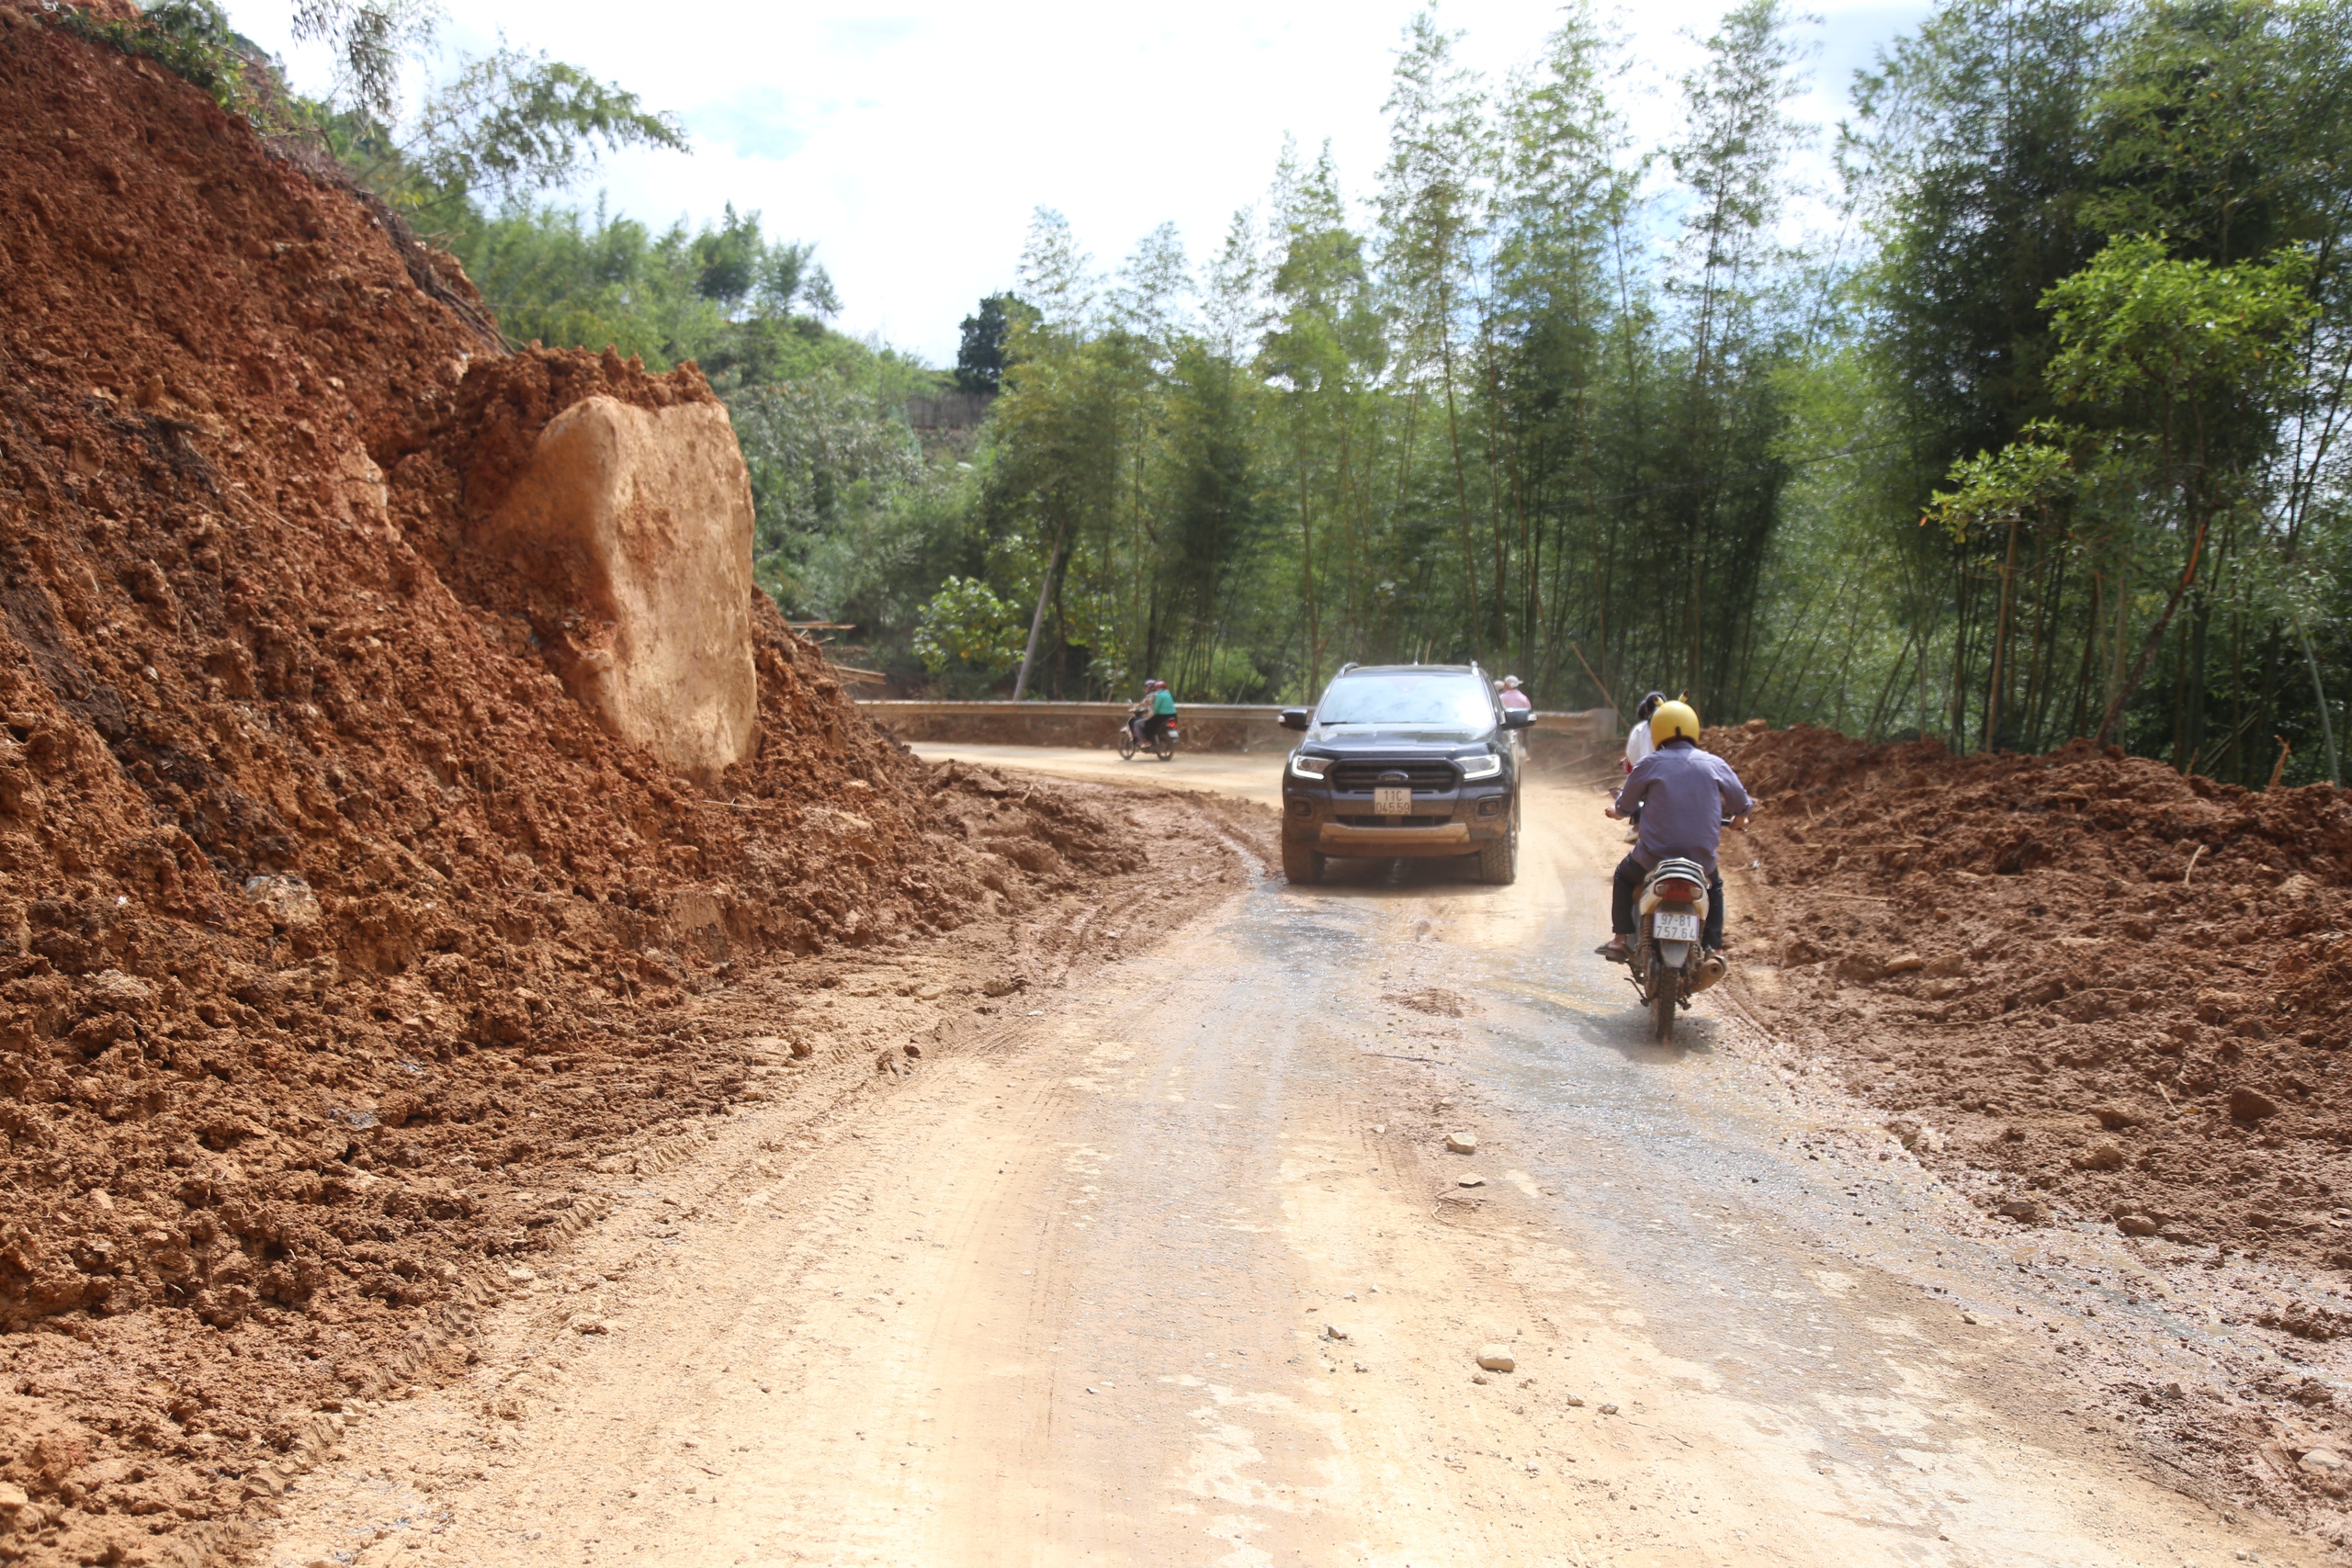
[1596, 700, 1751, 963]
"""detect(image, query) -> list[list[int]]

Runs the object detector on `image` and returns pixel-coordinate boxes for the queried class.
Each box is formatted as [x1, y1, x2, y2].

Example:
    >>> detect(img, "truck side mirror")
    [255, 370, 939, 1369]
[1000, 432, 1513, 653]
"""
[1279, 709, 1310, 731]
[1501, 708, 1535, 729]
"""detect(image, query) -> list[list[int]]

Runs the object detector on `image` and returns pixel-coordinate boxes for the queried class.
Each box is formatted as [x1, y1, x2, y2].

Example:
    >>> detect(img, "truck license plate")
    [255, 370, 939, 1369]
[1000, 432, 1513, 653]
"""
[1374, 786, 1412, 816]
[1653, 912, 1701, 942]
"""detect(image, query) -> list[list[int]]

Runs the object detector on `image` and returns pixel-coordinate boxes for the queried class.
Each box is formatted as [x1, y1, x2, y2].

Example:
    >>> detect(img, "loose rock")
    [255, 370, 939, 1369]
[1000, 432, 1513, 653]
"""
[2229, 1086, 2281, 1123]
[1476, 1345, 1516, 1372]
[1445, 1132, 1478, 1154]
[1599, 1403, 1620, 1416]
[1458, 1174, 1487, 1188]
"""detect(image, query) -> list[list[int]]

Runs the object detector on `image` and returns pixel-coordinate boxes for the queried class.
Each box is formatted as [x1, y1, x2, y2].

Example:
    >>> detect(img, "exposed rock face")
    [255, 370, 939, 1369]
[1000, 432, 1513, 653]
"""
[475, 395, 759, 784]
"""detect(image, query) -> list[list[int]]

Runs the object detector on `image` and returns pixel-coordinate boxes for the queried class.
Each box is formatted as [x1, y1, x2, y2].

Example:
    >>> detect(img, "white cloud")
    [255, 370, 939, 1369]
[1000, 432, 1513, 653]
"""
[226, 0, 1931, 365]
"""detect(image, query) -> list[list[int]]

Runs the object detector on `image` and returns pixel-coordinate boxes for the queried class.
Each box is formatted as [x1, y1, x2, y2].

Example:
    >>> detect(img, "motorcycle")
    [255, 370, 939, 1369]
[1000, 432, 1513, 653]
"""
[1626, 857, 1726, 1043]
[1116, 704, 1179, 762]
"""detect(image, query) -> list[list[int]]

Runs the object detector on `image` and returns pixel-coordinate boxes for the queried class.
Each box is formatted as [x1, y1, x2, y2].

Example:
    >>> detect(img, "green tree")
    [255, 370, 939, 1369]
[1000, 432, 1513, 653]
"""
[1489, 3, 1636, 698]
[1379, 10, 1495, 661]
[1265, 141, 1384, 692]
[2039, 235, 2319, 739]
[1660, 0, 1814, 710]
[955, 294, 1036, 394]
[359, 50, 686, 221]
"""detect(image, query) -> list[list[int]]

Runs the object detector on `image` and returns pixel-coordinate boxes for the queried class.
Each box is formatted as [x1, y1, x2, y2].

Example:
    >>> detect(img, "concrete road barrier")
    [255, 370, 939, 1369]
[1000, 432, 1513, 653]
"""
[857, 699, 1619, 765]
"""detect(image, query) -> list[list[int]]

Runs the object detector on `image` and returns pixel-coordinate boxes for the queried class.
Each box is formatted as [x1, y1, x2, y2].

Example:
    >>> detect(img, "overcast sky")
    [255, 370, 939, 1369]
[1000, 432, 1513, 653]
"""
[226, 0, 1931, 366]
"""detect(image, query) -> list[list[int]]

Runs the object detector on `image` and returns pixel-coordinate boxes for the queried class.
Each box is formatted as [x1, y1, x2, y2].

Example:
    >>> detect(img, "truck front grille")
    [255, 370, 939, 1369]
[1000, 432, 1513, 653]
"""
[1327, 761, 1459, 792]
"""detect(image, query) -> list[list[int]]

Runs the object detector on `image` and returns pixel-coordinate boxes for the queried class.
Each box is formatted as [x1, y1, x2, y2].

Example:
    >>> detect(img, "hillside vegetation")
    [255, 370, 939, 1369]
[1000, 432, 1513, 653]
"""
[72, 0, 2352, 779]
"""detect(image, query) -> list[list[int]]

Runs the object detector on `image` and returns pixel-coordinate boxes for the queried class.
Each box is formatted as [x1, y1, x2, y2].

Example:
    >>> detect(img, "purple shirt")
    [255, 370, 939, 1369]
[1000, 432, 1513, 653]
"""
[1615, 739, 1752, 874]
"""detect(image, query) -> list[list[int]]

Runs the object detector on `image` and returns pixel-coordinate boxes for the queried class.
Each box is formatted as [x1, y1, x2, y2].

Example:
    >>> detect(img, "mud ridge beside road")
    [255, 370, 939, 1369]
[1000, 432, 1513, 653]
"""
[0, 12, 1278, 1562]
[2, 766, 1271, 1568]
[1707, 721, 2352, 1540]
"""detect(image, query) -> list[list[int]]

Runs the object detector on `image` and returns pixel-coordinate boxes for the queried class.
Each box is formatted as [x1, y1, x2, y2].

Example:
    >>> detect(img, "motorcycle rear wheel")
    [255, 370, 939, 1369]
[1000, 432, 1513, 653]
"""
[1648, 955, 1677, 1043]
[1153, 735, 1176, 761]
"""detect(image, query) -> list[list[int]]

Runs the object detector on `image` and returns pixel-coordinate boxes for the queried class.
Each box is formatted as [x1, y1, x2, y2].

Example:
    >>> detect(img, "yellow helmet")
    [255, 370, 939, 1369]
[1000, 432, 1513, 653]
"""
[1650, 700, 1701, 746]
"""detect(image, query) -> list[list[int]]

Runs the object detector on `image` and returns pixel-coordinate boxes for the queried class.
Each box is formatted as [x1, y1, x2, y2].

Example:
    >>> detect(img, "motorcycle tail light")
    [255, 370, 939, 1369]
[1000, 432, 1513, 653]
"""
[1654, 878, 1702, 900]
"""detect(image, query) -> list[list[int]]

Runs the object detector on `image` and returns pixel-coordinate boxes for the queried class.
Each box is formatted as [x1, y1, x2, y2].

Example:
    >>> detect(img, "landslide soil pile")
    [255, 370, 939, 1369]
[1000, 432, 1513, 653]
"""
[1711, 722, 2352, 1272]
[0, 14, 1180, 1563]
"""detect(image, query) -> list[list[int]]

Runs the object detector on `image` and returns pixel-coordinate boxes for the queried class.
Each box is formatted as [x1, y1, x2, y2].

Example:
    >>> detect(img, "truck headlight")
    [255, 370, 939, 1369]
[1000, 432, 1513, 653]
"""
[1456, 753, 1504, 781]
[1289, 752, 1331, 780]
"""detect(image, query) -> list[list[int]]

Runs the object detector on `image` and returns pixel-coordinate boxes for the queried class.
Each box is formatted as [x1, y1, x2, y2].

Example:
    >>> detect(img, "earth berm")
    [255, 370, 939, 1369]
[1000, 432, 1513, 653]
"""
[0, 11, 1262, 1562]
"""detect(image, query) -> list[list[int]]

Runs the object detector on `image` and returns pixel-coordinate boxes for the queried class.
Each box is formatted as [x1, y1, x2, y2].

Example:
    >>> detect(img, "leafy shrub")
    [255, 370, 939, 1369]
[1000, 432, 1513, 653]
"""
[912, 576, 1027, 691]
[51, 0, 252, 110]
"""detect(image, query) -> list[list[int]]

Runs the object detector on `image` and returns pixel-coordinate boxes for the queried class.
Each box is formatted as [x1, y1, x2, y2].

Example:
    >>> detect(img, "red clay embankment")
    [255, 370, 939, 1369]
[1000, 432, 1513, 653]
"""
[0, 13, 1219, 1563]
[1713, 723, 2352, 1274]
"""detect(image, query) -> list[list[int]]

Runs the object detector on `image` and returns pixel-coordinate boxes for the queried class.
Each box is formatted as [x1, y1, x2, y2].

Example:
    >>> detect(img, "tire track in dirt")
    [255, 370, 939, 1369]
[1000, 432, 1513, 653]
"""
[257, 761, 2324, 1568]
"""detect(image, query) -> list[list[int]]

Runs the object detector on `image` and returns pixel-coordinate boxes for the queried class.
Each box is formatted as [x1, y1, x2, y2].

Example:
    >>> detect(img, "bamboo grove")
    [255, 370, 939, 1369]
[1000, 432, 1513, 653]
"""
[563, 0, 2335, 789]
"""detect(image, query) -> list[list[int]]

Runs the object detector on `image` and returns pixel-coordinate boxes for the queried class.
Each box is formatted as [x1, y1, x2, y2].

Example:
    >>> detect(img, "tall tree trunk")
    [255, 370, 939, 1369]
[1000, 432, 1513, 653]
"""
[1297, 420, 1322, 698]
[2293, 615, 2343, 786]
[2095, 508, 2212, 747]
[1863, 632, 1917, 743]
[1441, 330, 1482, 665]
[1012, 513, 1075, 702]
[1984, 516, 2019, 753]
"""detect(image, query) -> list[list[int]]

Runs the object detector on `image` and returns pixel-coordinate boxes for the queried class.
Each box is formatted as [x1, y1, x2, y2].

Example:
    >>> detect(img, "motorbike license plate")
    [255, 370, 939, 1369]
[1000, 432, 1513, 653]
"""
[1653, 911, 1702, 942]
[1374, 786, 1412, 816]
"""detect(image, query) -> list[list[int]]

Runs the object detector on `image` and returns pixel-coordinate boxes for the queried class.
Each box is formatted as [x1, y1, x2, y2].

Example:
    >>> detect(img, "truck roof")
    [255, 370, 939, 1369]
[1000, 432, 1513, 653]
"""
[1331, 663, 1479, 677]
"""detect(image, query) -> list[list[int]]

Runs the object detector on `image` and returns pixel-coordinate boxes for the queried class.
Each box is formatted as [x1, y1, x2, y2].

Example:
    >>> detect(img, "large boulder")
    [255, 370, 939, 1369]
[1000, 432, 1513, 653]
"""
[475, 395, 757, 785]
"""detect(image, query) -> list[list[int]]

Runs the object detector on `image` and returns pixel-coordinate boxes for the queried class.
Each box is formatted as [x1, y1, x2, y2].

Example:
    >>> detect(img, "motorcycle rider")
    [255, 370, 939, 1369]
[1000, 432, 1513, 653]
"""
[1618, 690, 1667, 841]
[1595, 700, 1752, 964]
[1129, 679, 1177, 750]
[1623, 691, 1666, 773]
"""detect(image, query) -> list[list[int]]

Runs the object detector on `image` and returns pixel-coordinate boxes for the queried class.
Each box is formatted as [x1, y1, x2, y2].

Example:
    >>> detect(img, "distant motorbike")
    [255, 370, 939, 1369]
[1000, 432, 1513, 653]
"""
[1117, 704, 1179, 762]
[1626, 856, 1725, 1043]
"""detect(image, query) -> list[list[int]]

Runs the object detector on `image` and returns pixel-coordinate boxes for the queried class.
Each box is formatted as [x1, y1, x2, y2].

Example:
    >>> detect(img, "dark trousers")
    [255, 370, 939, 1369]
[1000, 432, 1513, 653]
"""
[1611, 855, 1724, 949]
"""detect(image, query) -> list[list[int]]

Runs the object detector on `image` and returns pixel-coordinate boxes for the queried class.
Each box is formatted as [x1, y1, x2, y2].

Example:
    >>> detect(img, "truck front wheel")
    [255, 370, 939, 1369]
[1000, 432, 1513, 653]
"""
[1476, 827, 1518, 886]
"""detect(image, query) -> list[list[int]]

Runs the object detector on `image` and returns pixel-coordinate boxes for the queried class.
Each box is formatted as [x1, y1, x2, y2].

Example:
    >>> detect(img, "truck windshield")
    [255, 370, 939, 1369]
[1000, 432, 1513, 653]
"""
[1314, 674, 1495, 737]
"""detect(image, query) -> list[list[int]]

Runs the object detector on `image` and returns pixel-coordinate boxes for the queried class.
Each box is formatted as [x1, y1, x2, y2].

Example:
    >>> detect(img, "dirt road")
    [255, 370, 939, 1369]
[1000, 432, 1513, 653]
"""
[263, 753, 2312, 1567]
